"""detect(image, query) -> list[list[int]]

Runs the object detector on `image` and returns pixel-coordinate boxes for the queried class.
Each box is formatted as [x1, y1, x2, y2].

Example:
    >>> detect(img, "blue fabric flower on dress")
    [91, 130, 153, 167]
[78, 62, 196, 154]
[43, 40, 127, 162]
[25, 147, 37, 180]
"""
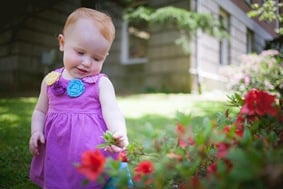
[67, 79, 85, 97]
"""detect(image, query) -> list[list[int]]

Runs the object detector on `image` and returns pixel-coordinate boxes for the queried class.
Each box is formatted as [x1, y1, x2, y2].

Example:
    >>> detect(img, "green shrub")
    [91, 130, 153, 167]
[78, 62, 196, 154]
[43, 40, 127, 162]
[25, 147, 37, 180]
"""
[78, 89, 283, 189]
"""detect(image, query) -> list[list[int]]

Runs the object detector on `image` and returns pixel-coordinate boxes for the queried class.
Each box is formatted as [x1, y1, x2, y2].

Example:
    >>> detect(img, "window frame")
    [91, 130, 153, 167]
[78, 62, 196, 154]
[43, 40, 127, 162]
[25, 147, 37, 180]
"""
[246, 29, 254, 53]
[120, 20, 148, 65]
[219, 9, 231, 65]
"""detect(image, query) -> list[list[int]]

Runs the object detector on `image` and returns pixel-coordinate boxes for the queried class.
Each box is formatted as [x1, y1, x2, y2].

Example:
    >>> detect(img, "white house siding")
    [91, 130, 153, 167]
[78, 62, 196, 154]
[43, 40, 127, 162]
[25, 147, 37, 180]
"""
[141, 0, 192, 92]
[189, 0, 274, 92]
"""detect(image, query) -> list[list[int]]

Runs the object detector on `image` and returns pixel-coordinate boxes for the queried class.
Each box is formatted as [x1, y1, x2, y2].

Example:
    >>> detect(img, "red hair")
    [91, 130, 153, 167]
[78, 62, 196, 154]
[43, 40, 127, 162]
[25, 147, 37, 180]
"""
[63, 7, 115, 42]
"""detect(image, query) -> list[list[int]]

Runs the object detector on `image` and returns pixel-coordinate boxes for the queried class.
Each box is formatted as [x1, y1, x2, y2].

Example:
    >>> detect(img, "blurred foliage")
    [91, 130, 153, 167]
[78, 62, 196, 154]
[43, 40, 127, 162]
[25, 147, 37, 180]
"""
[101, 89, 283, 189]
[248, 0, 283, 34]
[125, 6, 229, 54]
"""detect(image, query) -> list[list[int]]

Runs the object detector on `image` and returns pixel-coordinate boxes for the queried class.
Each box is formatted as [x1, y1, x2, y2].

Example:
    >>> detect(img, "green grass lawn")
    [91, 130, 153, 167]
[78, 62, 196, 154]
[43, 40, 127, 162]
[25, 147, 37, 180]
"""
[0, 93, 231, 189]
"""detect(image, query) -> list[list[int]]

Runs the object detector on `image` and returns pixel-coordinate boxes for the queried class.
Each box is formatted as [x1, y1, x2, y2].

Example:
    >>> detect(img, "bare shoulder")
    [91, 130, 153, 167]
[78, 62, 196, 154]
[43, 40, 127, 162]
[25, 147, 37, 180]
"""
[99, 75, 115, 92]
[99, 75, 117, 102]
[34, 77, 49, 113]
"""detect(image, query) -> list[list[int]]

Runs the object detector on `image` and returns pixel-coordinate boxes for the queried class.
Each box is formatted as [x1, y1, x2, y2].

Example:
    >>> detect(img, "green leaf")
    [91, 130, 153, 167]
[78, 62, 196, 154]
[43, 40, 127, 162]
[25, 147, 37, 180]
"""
[195, 117, 212, 145]
[175, 111, 192, 126]
[96, 130, 117, 149]
[226, 148, 256, 181]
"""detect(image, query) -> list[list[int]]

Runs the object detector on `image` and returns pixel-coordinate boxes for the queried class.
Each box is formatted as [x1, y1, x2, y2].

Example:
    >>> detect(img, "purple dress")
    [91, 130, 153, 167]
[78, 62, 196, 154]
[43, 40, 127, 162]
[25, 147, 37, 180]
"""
[30, 68, 117, 189]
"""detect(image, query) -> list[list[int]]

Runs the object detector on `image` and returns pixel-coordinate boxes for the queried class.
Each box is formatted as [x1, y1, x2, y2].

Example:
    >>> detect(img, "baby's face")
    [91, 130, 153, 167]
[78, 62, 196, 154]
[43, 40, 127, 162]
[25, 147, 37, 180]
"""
[59, 18, 112, 79]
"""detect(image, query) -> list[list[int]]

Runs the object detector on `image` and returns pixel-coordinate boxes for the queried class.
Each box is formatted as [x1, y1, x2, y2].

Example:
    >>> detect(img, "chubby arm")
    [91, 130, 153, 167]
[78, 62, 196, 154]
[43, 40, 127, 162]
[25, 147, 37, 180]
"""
[29, 79, 48, 155]
[99, 76, 129, 150]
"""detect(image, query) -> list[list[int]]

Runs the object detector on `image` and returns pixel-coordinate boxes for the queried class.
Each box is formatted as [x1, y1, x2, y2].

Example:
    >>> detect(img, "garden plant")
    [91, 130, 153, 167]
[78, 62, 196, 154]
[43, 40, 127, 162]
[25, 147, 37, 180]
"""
[76, 87, 283, 189]
[75, 48, 283, 188]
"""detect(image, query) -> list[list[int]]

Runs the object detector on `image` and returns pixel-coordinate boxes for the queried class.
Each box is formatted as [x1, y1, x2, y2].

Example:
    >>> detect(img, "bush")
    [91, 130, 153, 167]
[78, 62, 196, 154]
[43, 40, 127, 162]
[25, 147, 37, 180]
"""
[77, 88, 283, 189]
[221, 50, 283, 97]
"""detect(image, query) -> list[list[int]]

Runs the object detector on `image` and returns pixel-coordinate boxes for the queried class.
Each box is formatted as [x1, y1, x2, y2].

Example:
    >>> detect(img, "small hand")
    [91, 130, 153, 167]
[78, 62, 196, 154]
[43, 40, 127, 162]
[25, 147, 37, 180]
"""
[105, 135, 126, 153]
[29, 131, 45, 156]
[113, 135, 126, 148]
[105, 144, 125, 153]
[97, 131, 128, 152]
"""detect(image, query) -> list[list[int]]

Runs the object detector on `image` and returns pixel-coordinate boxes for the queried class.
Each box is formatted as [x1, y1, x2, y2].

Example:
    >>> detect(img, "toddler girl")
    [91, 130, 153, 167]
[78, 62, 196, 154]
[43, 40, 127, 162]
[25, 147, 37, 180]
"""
[29, 7, 129, 189]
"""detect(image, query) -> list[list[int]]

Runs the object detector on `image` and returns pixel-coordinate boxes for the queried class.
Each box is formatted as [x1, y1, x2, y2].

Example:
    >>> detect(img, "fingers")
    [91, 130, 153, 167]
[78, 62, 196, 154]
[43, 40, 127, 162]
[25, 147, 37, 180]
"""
[29, 133, 45, 156]
[29, 139, 39, 156]
[105, 145, 124, 153]
[40, 135, 45, 144]
[112, 135, 125, 148]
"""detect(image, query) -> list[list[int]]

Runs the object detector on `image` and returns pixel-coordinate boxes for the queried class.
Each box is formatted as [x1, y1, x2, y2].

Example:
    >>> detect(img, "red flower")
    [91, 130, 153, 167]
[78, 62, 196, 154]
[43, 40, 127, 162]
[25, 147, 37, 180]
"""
[176, 122, 185, 135]
[191, 175, 200, 188]
[135, 160, 154, 175]
[77, 150, 106, 181]
[118, 150, 129, 162]
[134, 160, 154, 183]
[206, 159, 233, 176]
[187, 136, 195, 145]
[240, 89, 277, 116]
[215, 142, 230, 158]
[177, 123, 187, 148]
[223, 125, 232, 134]
[223, 124, 242, 138]
[207, 162, 217, 175]
[176, 123, 195, 148]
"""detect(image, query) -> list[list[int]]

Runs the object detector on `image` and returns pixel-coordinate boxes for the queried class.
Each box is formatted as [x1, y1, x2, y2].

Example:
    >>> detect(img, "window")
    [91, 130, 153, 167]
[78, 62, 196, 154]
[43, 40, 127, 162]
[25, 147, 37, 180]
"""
[246, 29, 254, 53]
[121, 18, 150, 64]
[219, 9, 230, 65]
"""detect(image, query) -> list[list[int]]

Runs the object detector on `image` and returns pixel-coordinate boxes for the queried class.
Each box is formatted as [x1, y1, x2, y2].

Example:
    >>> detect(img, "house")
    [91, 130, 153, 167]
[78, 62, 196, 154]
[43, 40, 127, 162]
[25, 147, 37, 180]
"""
[0, 0, 279, 96]
[189, 0, 280, 93]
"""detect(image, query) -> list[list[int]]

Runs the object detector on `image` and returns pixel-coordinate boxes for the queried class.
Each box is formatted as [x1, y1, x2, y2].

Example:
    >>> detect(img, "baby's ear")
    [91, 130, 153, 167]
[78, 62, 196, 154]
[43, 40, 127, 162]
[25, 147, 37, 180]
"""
[57, 34, 64, 51]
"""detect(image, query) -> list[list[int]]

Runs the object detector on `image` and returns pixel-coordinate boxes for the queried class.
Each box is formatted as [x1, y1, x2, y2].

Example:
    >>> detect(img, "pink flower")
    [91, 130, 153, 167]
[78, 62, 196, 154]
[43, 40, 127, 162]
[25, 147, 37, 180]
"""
[260, 50, 279, 56]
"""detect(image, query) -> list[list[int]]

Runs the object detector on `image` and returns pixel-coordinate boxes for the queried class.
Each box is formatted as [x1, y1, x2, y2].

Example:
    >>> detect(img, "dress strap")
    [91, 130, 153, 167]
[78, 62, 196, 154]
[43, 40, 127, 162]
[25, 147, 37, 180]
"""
[83, 73, 107, 84]
[55, 67, 64, 73]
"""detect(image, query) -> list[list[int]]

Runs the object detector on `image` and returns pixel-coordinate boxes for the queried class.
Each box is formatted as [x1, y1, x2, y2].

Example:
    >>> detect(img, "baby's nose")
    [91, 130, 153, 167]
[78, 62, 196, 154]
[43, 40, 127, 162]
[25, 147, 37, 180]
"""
[82, 57, 92, 66]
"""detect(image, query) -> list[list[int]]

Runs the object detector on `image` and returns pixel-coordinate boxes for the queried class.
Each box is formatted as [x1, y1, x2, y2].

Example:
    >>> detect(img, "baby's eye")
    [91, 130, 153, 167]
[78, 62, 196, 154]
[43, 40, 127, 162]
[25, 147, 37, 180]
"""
[77, 51, 84, 55]
[92, 57, 100, 62]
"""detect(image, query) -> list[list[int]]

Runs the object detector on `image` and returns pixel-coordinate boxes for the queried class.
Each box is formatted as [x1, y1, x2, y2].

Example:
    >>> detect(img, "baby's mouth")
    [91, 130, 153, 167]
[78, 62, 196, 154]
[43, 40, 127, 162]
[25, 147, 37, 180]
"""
[77, 67, 88, 74]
